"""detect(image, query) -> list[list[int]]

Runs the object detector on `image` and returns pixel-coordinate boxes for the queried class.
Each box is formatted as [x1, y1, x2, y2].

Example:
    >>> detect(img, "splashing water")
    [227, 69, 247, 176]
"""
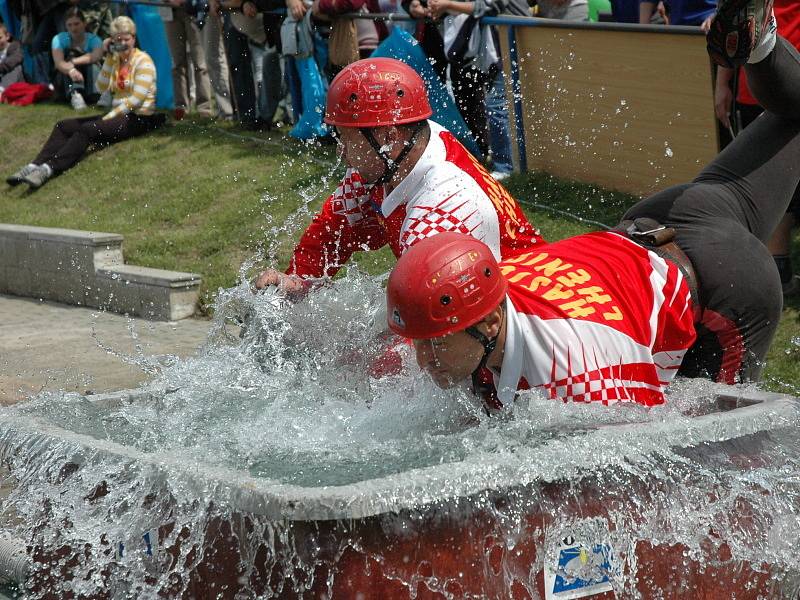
[1, 273, 800, 598]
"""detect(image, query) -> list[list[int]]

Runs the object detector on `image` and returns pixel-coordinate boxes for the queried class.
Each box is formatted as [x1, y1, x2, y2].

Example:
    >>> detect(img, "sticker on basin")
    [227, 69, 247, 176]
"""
[544, 529, 615, 600]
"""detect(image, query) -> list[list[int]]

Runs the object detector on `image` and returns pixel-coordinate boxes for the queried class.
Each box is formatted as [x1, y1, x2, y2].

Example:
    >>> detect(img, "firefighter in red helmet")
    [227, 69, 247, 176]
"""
[387, 0, 800, 408]
[387, 230, 698, 409]
[254, 57, 543, 296]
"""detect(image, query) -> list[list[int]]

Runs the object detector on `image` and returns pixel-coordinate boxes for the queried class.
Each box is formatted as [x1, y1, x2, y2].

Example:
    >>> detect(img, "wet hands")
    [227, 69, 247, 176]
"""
[254, 269, 311, 299]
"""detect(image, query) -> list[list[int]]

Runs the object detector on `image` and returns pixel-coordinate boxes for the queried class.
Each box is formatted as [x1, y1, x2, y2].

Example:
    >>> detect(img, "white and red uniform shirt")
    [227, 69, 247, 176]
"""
[494, 231, 697, 407]
[287, 121, 544, 278]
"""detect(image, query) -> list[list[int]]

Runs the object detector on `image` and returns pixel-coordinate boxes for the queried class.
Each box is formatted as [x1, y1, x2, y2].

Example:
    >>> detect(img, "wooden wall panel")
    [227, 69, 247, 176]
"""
[498, 24, 718, 196]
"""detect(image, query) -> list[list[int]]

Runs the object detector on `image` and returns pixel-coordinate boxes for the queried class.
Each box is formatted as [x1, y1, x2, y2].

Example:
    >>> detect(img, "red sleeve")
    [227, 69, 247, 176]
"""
[286, 193, 389, 278]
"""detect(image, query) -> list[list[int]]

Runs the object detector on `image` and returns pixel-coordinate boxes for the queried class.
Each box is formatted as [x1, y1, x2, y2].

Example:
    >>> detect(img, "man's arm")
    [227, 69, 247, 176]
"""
[287, 192, 387, 277]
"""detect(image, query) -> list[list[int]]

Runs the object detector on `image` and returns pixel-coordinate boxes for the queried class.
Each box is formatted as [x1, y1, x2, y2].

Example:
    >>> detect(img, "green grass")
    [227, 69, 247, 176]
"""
[2, 103, 799, 391]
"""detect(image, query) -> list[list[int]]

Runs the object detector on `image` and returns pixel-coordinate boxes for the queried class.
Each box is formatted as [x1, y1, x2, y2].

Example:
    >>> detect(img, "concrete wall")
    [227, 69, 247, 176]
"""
[0, 224, 201, 321]
[497, 19, 718, 197]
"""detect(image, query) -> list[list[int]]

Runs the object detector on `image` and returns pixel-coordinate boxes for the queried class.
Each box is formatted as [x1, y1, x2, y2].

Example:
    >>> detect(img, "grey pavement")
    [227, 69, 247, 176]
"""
[0, 294, 212, 404]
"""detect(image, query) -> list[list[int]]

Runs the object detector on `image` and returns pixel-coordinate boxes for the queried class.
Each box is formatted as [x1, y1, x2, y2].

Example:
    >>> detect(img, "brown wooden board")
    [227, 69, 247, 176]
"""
[499, 24, 719, 197]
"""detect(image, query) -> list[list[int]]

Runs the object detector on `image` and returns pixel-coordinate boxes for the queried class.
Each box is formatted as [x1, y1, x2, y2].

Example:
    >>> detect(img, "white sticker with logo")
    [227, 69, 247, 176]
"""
[544, 519, 617, 600]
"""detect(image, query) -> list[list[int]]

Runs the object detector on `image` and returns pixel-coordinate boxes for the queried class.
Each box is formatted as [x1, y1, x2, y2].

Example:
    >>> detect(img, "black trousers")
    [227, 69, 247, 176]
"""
[623, 37, 800, 383]
[33, 112, 165, 174]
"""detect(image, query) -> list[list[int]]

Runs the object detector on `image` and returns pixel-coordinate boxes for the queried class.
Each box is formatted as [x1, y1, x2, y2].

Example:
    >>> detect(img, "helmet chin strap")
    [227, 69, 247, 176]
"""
[464, 306, 505, 404]
[360, 122, 425, 186]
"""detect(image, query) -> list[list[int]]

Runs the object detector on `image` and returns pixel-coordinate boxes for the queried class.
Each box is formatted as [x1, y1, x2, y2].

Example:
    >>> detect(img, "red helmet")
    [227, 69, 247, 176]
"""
[324, 57, 433, 128]
[387, 232, 508, 339]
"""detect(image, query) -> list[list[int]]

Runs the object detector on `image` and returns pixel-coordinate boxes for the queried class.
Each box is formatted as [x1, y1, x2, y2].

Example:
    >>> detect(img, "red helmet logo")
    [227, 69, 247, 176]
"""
[387, 232, 507, 339]
[325, 58, 433, 128]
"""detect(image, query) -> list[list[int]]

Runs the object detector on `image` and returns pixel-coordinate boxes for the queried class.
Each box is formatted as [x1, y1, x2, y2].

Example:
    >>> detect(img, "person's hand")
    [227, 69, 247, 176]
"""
[287, 0, 307, 20]
[102, 37, 113, 53]
[700, 14, 713, 32]
[242, 0, 257, 16]
[408, 0, 429, 17]
[428, 0, 450, 19]
[253, 269, 309, 296]
[69, 67, 84, 83]
[209, 0, 222, 14]
[656, 0, 669, 24]
[715, 72, 734, 130]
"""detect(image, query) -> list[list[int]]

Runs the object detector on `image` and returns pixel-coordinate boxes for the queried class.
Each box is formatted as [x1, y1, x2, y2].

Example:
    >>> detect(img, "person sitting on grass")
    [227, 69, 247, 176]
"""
[386, 0, 800, 409]
[5, 16, 166, 190]
[51, 7, 104, 111]
[0, 23, 24, 96]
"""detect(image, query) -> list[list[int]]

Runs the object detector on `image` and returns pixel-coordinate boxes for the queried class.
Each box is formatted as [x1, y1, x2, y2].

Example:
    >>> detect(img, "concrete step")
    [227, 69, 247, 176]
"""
[0, 225, 201, 321]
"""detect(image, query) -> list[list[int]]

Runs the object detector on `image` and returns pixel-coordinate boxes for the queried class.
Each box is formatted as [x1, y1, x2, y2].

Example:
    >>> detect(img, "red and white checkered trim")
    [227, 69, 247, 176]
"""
[330, 171, 374, 225]
[400, 196, 483, 252]
[541, 350, 665, 406]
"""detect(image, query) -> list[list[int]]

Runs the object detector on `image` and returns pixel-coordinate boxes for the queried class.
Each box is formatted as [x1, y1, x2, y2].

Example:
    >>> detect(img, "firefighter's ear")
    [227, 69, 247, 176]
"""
[483, 305, 504, 338]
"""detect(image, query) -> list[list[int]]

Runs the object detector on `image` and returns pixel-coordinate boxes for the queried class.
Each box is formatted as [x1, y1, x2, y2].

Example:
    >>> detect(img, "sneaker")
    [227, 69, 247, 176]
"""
[97, 90, 112, 108]
[70, 91, 87, 111]
[490, 170, 511, 181]
[6, 164, 38, 186]
[707, 0, 775, 68]
[22, 164, 52, 189]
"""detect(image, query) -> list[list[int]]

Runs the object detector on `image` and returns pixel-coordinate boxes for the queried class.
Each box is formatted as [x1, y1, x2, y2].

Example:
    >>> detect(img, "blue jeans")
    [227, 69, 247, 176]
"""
[486, 69, 513, 174]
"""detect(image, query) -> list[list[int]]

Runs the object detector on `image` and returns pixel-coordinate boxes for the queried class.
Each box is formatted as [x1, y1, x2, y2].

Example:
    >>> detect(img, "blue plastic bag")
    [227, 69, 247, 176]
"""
[372, 28, 481, 157]
[128, 4, 174, 110]
[289, 55, 328, 140]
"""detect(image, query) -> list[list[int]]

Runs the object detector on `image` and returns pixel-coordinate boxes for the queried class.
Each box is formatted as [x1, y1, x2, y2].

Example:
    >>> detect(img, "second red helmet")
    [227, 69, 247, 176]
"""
[324, 57, 433, 128]
[387, 232, 508, 339]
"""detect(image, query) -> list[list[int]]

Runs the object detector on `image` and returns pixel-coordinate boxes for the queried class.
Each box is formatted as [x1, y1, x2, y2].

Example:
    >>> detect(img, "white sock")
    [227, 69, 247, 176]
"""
[27, 163, 37, 169]
[749, 11, 777, 64]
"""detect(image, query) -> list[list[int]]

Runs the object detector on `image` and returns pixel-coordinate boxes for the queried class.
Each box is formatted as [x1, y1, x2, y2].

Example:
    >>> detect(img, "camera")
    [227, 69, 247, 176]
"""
[110, 42, 128, 53]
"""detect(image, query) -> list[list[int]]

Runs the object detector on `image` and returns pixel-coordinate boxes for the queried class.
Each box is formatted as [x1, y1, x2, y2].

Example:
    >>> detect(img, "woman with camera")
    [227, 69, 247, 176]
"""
[6, 16, 166, 190]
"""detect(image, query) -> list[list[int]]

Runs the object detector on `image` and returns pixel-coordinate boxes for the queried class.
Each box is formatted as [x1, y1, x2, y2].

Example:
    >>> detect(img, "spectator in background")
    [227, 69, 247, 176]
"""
[0, 22, 24, 94]
[403, 0, 447, 81]
[313, 0, 389, 63]
[536, 0, 588, 20]
[203, 11, 235, 119]
[30, 0, 71, 83]
[608, 0, 639, 22]
[713, 0, 800, 294]
[240, 0, 288, 125]
[428, 0, 528, 178]
[5, 16, 166, 189]
[639, 0, 715, 25]
[164, 0, 215, 119]
[51, 7, 103, 110]
[211, 0, 259, 128]
[226, 0, 280, 127]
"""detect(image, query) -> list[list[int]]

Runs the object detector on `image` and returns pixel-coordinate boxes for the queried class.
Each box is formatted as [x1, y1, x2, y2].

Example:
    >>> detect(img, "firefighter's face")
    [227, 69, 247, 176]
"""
[335, 125, 398, 185]
[413, 331, 484, 389]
